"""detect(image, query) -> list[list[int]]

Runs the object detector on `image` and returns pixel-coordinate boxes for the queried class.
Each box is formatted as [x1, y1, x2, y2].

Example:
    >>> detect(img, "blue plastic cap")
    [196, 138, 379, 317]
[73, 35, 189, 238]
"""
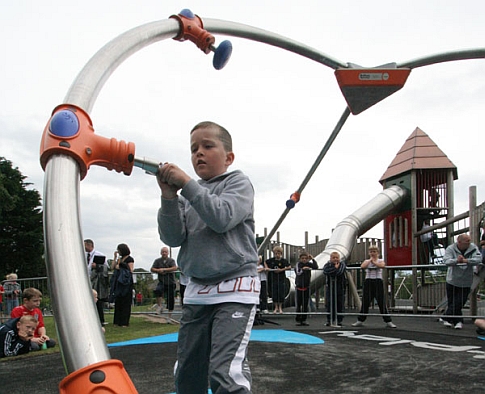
[213, 40, 232, 70]
[286, 199, 296, 209]
[179, 9, 195, 19]
[49, 110, 80, 137]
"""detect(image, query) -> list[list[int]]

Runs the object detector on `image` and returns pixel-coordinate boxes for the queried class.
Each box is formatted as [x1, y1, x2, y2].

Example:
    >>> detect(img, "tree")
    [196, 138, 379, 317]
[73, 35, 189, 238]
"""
[0, 157, 45, 279]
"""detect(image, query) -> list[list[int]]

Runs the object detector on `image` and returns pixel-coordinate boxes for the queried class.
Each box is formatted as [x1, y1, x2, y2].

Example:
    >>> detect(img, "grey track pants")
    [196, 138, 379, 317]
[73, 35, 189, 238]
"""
[175, 302, 256, 394]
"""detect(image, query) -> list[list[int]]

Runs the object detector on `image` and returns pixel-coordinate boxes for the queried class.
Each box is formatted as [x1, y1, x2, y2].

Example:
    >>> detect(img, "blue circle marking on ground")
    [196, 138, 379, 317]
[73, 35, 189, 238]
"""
[108, 329, 324, 348]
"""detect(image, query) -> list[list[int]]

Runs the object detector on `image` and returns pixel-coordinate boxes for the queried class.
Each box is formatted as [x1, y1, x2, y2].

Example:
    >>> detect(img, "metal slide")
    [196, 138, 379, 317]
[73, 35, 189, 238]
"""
[307, 185, 407, 290]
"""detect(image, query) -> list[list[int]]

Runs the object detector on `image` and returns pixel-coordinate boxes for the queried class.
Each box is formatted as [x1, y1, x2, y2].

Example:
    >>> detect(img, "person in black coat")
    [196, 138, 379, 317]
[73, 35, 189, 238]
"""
[323, 252, 347, 327]
[110, 243, 134, 327]
[294, 252, 318, 326]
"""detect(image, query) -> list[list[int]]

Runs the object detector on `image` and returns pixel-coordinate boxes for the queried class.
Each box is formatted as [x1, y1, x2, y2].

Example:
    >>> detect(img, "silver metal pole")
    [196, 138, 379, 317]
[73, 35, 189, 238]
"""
[43, 155, 111, 373]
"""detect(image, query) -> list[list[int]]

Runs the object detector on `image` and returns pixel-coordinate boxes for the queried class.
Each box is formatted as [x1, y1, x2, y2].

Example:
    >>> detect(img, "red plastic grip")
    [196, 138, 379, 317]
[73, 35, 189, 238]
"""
[289, 192, 301, 204]
[170, 12, 215, 54]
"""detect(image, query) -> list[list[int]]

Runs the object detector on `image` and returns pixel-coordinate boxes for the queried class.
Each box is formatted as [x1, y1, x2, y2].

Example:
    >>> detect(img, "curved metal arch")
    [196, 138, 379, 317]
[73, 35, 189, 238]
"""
[43, 15, 485, 377]
[65, 18, 347, 112]
[398, 48, 485, 69]
[46, 16, 349, 376]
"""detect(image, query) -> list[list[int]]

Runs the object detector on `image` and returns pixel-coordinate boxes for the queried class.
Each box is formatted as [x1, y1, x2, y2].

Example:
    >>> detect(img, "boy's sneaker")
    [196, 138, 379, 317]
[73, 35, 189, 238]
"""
[454, 322, 463, 329]
[352, 321, 363, 327]
[442, 320, 453, 328]
[386, 322, 397, 328]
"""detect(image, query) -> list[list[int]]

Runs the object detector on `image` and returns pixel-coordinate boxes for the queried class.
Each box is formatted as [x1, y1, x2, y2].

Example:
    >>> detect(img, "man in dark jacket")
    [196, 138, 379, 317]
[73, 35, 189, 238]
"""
[0, 315, 38, 357]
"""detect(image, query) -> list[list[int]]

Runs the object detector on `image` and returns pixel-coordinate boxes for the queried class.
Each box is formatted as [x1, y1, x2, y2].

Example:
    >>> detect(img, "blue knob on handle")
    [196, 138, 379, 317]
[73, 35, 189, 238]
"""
[212, 40, 232, 70]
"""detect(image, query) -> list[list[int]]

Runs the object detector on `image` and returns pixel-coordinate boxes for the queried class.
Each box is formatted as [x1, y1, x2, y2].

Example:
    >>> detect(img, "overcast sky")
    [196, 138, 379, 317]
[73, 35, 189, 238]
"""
[1, 1, 484, 271]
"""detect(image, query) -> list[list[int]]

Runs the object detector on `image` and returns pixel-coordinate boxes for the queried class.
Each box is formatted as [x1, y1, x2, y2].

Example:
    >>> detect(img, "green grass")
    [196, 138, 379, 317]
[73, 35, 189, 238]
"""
[1, 314, 179, 362]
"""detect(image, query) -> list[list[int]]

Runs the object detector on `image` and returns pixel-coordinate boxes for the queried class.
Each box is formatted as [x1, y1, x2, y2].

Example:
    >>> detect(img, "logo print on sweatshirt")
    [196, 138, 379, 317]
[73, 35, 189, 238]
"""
[232, 311, 245, 319]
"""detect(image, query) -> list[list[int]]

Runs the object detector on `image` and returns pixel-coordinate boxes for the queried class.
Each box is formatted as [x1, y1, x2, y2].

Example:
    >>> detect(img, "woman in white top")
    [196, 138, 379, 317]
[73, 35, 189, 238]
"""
[352, 245, 396, 328]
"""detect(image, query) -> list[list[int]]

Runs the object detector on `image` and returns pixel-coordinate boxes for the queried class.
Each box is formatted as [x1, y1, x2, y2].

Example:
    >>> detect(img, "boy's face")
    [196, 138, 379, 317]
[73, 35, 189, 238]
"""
[190, 127, 234, 181]
[25, 296, 41, 311]
[17, 320, 37, 341]
[330, 254, 340, 264]
[300, 255, 309, 262]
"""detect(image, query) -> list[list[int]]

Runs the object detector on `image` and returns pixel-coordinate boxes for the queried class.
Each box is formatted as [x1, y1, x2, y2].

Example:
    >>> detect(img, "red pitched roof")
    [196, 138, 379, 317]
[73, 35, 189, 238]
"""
[379, 127, 457, 182]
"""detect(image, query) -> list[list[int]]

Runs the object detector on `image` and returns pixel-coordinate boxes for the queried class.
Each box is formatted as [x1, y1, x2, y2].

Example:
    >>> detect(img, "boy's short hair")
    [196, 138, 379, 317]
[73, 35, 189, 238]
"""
[7, 273, 17, 280]
[272, 246, 283, 254]
[84, 239, 94, 247]
[368, 245, 380, 253]
[299, 251, 309, 258]
[191, 121, 232, 152]
[19, 315, 38, 325]
[22, 288, 42, 300]
[330, 251, 340, 258]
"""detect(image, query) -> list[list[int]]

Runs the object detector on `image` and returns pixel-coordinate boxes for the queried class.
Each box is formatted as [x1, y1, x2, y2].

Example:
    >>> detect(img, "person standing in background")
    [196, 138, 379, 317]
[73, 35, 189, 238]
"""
[352, 245, 396, 328]
[85, 239, 109, 326]
[151, 246, 178, 321]
[111, 243, 134, 327]
[257, 256, 269, 313]
[4, 273, 21, 316]
[266, 246, 291, 314]
[294, 252, 318, 326]
[84, 239, 107, 275]
[323, 252, 347, 327]
[441, 234, 482, 329]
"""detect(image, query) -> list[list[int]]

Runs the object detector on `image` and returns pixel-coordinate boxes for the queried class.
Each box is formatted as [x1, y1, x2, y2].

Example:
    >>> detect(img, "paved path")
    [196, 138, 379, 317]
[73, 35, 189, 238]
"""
[1, 312, 484, 393]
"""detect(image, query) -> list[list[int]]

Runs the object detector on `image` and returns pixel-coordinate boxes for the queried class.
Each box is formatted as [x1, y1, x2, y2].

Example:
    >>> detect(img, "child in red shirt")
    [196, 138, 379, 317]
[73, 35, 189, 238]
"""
[11, 287, 56, 350]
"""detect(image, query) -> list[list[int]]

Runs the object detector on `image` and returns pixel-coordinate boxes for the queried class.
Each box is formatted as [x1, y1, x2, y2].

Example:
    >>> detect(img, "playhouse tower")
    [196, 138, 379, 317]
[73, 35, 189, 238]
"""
[379, 127, 457, 266]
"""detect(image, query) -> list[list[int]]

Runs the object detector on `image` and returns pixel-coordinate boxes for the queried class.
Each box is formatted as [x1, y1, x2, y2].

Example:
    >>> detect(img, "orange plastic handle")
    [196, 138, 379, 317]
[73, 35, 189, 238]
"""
[40, 104, 135, 180]
[59, 359, 138, 393]
[170, 12, 215, 54]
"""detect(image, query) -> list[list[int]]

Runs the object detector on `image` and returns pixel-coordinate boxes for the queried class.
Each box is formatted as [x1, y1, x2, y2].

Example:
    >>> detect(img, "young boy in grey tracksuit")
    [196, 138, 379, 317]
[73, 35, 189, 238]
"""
[157, 121, 258, 394]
